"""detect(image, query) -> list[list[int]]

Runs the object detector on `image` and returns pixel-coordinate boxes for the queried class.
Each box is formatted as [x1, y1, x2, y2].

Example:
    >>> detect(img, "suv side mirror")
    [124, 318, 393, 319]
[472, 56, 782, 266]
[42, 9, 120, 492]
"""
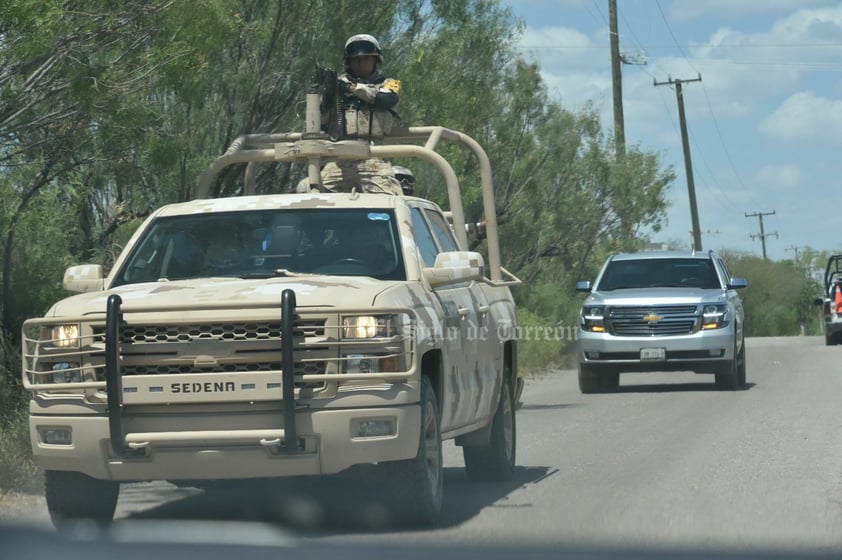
[727, 277, 748, 290]
[575, 280, 592, 293]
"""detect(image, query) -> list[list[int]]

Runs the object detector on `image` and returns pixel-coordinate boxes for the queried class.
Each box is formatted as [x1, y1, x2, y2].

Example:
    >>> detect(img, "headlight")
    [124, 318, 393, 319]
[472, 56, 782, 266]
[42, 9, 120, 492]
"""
[343, 353, 400, 374]
[580, 306, 606, 333]
[701, 304, 728, 330]
[44, 324, 80, 348]
[341, 315, 399, 339]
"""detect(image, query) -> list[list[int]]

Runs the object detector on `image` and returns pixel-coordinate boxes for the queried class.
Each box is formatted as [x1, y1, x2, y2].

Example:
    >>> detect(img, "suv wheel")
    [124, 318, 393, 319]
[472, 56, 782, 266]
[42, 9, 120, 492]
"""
[578, 363, 602, 394]
[45, 470, 120, 528]
[736, 340, 747, 387]
[714, 341, 742, 391]
[601, 370, 620, 392]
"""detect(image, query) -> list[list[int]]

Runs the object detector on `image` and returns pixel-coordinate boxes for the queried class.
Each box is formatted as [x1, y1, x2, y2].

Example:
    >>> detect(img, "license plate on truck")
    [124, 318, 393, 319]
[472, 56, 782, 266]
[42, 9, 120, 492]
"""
[640, 347, 666, 361]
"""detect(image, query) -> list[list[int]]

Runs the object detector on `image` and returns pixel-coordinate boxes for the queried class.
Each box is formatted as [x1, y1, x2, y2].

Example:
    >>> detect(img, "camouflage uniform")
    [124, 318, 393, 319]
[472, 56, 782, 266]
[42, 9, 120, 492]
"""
[307, 34, 403, 196]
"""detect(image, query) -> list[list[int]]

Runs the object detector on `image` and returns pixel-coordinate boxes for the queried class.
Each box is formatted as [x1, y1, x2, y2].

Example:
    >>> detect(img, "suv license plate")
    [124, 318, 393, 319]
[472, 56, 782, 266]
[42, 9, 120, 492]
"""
[640, 347, 666, 361]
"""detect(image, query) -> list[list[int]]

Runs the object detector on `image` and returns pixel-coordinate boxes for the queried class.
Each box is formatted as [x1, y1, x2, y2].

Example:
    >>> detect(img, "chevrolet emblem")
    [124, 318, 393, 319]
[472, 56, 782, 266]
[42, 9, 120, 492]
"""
[643, 313, 663, 323]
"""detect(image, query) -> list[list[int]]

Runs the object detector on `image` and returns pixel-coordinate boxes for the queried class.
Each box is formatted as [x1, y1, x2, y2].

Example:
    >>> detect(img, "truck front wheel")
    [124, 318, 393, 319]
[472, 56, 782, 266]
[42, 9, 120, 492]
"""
[45, 470, 120, 527]
[381, 376, 443, 525]
[463, 377, 516, 481]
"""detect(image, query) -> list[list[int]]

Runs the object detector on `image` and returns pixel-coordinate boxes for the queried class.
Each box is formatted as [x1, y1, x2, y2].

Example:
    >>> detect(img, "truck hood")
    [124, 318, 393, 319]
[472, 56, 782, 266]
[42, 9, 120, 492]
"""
[46, 276, 399, 317]
[585, 288, 726, 307]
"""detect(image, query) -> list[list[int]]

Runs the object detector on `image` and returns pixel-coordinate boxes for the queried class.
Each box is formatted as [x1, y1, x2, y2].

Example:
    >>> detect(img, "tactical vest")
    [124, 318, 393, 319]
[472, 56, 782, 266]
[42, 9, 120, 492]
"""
[341, 76, 399, 138]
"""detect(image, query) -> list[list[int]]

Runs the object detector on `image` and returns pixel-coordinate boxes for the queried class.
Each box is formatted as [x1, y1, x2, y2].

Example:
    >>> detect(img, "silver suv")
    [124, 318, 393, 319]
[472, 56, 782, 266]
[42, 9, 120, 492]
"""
[575, 250, 748, 393]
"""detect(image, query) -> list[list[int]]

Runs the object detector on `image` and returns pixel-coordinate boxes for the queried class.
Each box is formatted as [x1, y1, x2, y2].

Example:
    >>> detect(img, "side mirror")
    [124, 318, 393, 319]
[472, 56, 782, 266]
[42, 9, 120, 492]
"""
[575, 280, 592, 293]
[727, 277, 748, 290]
[423, 251, 484, 288]
[63, 265, 105, 293]
[815, 297, 826, 306]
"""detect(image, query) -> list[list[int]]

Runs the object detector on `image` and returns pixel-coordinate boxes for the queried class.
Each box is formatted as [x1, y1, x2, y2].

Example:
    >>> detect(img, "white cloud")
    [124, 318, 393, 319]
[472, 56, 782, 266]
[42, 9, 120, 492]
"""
[760, 91, 842, 143]
[693, 4, 842, 68]
[670, 0, 836, 21]
[752, 164, 807, 192]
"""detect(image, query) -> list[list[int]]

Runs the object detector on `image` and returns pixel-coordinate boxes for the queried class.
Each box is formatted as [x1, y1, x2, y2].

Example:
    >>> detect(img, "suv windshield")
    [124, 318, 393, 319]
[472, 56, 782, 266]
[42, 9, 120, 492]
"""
[112, 209, 405, 286]
[597, 258, 721, 291]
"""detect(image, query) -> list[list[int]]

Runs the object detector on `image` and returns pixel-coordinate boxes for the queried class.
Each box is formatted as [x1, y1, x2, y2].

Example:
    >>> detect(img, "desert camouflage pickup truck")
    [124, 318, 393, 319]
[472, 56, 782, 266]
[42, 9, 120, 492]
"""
[22, 94, 521, 527]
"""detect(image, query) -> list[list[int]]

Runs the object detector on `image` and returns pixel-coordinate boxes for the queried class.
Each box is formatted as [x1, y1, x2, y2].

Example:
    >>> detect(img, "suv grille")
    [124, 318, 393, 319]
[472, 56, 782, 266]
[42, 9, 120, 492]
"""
[608, 305, 698, 336]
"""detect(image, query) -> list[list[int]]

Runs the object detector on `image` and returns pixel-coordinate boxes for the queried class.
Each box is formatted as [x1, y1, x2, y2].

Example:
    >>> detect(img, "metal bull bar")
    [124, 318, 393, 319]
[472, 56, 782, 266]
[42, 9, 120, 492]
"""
[104, 290, 303, 458]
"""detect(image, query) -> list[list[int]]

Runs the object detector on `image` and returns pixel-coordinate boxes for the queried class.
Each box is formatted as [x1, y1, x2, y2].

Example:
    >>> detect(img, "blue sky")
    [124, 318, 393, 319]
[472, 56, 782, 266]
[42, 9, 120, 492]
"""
[501, 0, 842, 261]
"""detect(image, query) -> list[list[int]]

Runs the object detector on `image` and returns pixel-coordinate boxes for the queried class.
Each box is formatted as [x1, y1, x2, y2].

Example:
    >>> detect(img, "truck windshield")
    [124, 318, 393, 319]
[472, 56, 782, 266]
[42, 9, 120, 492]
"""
[111, 209, 405, 286]
[597, 258, 720, 291]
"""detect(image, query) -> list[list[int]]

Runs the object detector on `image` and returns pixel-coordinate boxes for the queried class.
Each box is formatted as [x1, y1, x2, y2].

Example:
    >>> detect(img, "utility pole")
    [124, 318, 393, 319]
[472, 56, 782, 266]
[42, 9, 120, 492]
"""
[745, 210, 778, 260]
[654, 74, 703, 251]
[609, 0, 624, 158]
[785, 245, 806, 261]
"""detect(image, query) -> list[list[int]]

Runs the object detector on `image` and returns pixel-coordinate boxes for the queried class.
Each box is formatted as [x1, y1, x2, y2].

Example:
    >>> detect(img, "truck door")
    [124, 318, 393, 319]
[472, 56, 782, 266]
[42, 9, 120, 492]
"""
[410, 206, 494, 432]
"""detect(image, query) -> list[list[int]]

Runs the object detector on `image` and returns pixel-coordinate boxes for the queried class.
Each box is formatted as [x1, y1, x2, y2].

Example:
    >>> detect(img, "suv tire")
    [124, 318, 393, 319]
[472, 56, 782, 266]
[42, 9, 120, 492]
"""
[736, 340, 747, 387]
[715, 340, 742, 391]
[578, 363, 602, 394]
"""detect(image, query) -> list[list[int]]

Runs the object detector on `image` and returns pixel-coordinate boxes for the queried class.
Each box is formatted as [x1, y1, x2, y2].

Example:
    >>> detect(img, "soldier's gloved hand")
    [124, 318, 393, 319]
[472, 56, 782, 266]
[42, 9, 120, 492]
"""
[351, 84, 377, 103]
[337, 76, 353, 94]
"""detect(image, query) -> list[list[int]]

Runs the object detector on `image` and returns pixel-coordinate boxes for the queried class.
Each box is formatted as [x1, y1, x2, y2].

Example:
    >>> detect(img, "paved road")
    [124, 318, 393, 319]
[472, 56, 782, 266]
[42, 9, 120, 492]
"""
[6, 336, 842, 555]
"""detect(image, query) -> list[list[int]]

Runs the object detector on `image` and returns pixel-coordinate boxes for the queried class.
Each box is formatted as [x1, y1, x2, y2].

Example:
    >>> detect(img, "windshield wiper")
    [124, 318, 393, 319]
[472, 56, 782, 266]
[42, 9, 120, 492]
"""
[237, 269, 314, 279]
[602, 284, 642, 290]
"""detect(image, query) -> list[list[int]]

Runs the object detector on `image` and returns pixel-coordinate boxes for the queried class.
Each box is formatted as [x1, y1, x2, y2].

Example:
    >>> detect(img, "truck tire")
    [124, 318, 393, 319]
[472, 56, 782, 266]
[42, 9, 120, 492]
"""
[578, 363, 602, 394]
[45, 470, 119, 527]
[463, 377, 516, 482]
[513, 376, 525, 409]
[381, 376, 442, 525]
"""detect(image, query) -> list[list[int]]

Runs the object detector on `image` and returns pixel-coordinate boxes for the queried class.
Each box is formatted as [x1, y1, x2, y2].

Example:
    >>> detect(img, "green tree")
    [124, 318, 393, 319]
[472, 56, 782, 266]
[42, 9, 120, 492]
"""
[723, 252, 822, 337]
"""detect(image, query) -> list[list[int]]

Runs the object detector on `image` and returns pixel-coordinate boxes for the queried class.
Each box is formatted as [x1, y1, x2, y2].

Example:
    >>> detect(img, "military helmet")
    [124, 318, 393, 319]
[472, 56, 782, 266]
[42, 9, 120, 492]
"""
[344, 34, 384, 63]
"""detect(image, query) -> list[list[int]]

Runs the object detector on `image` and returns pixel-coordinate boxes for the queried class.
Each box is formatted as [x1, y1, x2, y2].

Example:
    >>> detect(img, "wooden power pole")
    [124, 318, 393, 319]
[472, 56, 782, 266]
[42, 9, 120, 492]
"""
[654, 75, 703, 251]
[609, 0, 625, 158]
[745, 210, 778, 260]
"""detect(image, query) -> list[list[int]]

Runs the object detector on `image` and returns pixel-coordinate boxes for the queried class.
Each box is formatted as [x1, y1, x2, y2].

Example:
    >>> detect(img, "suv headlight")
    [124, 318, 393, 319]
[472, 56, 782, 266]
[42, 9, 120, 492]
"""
[701, 304, 729, 330]
[580, 306, 606, 333]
